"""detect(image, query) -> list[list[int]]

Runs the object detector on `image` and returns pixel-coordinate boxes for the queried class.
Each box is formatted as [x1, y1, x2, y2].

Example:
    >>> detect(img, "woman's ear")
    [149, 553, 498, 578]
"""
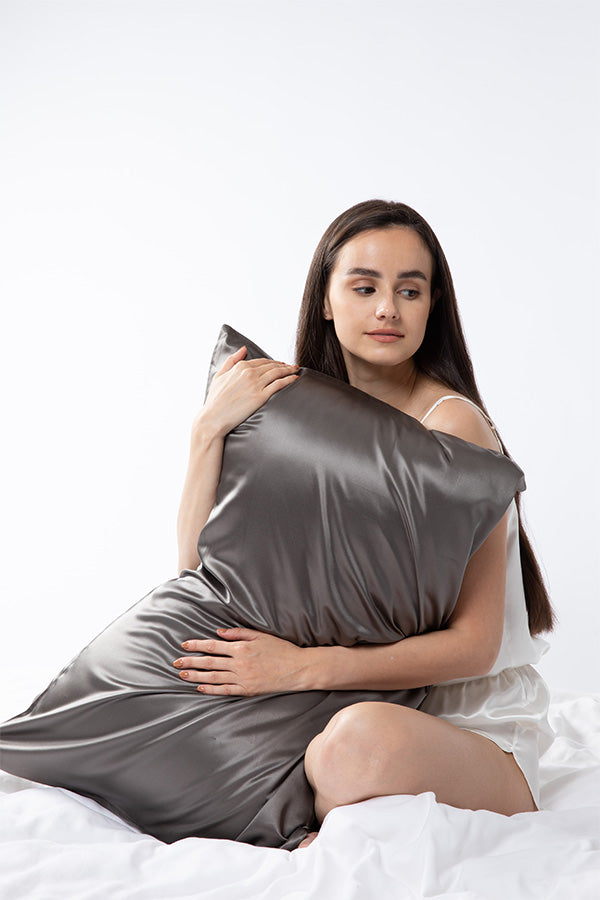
[323, 297, 333, 320]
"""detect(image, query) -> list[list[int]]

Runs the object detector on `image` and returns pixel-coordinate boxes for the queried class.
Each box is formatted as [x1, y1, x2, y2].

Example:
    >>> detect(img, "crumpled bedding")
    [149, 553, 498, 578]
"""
[1, 691, 598, 900]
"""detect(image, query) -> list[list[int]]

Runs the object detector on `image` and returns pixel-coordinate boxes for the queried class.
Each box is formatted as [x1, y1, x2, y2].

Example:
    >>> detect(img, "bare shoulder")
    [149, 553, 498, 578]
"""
[420, 393, 500, 453]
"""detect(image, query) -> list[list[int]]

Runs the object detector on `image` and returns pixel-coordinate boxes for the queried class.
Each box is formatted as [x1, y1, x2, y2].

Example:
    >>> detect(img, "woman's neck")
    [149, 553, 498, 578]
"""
[346, 357, 422, 414]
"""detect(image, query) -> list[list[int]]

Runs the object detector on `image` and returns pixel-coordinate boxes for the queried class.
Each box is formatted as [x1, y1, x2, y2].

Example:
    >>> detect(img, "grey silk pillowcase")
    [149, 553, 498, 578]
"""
[0, 323, 525, 851]
[199, 324, 526, 643]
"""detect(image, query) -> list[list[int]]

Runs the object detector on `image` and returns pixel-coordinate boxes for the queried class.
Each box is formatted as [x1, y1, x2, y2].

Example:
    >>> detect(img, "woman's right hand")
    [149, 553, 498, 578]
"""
[193, 346, 300, 440]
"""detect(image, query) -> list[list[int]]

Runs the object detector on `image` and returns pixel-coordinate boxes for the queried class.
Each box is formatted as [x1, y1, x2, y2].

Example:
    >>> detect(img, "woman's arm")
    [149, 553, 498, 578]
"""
[174, 399, 510, 693]
[176, 416, 225, 572]
[176, 346, 300, 572]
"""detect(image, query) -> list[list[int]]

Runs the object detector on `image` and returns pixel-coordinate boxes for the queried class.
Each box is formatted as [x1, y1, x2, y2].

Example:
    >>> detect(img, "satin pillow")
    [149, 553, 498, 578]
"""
[0, 323, 526, 852]
[198, 324, 526, 644]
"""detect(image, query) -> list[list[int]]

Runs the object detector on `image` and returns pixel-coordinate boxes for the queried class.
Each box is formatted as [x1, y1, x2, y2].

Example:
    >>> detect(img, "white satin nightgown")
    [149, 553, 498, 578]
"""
[418, 395, 554, 808]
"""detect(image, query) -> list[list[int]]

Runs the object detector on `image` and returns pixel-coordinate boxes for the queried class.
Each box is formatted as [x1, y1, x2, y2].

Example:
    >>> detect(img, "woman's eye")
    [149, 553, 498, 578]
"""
[351, 286, 420, 298]
[353, 286, 375, 295]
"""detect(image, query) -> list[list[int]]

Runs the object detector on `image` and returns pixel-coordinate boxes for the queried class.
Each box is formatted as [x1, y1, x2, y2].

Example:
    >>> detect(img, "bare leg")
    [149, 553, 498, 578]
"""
[304, 702, 536, 824]
[297, 831, 319, 848]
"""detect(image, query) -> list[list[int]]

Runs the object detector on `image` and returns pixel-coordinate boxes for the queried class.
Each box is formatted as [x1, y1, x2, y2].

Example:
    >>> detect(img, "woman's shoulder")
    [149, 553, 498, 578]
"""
[416, 383, 501, 453]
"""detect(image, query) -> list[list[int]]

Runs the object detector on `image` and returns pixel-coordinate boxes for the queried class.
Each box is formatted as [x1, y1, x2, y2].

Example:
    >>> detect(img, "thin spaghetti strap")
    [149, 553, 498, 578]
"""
[419, 395, 503, 454]
[419, 395, 464, 425]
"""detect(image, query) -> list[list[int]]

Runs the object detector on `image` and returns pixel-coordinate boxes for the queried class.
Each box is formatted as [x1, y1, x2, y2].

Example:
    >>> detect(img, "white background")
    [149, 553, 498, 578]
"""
[1, 0, 598, 719]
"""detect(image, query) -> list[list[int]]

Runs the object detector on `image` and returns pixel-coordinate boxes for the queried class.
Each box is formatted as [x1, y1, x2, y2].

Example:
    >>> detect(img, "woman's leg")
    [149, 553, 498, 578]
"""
[303, 701, 536, 825]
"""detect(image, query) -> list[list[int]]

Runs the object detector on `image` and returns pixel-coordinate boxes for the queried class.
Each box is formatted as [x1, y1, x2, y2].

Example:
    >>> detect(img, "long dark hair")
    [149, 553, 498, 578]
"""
[295, 199, 555, 635]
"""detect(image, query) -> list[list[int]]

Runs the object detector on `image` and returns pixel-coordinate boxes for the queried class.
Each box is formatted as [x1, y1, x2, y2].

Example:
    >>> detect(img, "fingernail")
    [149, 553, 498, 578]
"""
[197, 686, 205, 692]
[174, 659, 183, 667]
[217, 628, 227, 634]
[181, 642, 190, 649]
[180, 671, 189, 679]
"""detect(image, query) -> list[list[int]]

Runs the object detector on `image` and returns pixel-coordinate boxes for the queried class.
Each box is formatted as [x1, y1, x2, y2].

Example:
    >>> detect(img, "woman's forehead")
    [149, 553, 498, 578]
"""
[335, 227, 433, 276]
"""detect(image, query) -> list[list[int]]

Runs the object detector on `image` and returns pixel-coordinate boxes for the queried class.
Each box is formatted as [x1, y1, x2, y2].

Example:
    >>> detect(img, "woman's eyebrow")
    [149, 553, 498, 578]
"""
[345, 267, 429, 281]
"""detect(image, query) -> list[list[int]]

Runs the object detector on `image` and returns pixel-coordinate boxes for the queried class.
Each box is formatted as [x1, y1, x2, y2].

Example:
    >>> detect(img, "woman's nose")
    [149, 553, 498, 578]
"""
[375, 293, 400, 318]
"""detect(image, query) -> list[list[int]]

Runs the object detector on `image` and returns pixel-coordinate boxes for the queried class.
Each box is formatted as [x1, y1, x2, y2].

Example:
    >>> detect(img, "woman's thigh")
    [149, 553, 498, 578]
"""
[304, 701, 536, 824]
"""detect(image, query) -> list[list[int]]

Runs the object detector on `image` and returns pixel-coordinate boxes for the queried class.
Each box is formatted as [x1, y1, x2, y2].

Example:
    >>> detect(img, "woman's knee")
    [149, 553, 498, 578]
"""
[304, 703, 538, 820]
[305, 702, 417, 804]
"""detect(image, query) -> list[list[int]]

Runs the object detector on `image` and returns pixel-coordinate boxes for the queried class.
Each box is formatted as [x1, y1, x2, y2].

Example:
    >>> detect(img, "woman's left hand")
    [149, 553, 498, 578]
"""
[173, 627, 308, 696]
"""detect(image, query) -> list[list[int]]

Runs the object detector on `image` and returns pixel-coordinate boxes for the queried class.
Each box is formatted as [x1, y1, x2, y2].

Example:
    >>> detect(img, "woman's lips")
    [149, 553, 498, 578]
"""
[367, 333, 404, 342]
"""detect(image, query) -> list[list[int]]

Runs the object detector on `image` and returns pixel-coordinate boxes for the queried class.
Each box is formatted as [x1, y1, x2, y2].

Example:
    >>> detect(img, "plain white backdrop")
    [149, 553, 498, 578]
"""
[0, 0, 598, 720]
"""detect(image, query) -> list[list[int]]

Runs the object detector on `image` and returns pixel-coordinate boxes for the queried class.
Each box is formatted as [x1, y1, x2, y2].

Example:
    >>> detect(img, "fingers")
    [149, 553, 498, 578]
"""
[196, 683, 243, 696]
[216, 627, 260, 641]
[263, 371, 300, 395]
[217, 345, 247, 374]
[173, 631, 267, 696]
[179, 638, 237, 654]
[173, 631, 259, 695]
[172, 654, 246, 695]
[174, 655, 231, 671]
[234, 362, 299, 392]
[173, 653, 238, 688]
[233, 358, 299, 376]
[180, 669, 245, 696]
[218, 357, 299, 394]
[177, 667, 236, 684]
[223, 353, 285, 371]
[217, 347, 296, 377]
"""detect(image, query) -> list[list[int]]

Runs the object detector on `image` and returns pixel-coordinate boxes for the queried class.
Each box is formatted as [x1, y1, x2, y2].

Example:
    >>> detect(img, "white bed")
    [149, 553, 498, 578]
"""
[1, 691, 598, 900]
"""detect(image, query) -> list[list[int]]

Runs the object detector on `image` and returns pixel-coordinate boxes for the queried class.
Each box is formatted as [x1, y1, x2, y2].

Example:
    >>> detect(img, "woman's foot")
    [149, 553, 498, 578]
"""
[297, 831, 319, 848]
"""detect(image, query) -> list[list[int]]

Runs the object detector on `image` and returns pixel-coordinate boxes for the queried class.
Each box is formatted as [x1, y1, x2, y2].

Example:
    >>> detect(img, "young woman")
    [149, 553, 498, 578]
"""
[174, 200, 555, 846]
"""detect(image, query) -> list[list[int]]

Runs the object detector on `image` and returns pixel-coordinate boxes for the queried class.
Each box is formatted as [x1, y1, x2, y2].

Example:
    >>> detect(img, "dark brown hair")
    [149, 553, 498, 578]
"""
[295, 199, 555, 635]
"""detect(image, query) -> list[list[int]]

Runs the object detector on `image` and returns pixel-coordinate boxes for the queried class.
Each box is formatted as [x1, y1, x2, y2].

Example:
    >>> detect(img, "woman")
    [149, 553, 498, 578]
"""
[174, 199, 555, 846]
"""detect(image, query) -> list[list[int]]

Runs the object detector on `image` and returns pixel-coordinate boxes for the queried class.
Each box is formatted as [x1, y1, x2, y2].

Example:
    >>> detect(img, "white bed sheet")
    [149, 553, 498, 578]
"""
[1, 691, 599, 900]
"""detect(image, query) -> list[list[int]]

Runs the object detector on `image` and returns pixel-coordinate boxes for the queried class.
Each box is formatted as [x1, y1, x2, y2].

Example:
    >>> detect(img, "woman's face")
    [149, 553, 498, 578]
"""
[324, 226, 434, 378]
